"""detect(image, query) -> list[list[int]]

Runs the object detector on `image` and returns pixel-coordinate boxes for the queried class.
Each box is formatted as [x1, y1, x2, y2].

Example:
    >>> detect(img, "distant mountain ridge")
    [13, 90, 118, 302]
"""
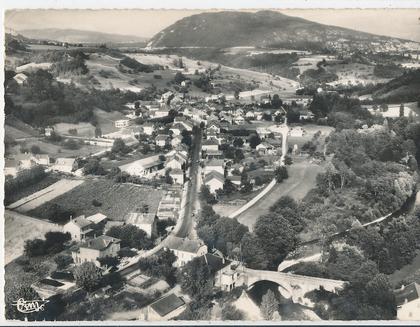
[18, 28, 148, 44]
[148, 10, 411, 49]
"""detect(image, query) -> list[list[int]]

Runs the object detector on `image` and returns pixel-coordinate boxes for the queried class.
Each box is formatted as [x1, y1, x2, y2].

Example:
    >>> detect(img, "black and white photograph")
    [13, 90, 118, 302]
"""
[2, 2, 420, 323]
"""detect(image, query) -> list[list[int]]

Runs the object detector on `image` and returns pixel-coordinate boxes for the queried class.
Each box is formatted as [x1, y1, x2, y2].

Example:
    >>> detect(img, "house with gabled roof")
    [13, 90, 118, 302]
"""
[119, 155, 164, 177]
[164, 236, 208, 267]
[204, 159, 225, 176]
[63, 216, 94, 242]
[204, 171, 225, 194]
[145, 293, 186, 321]
[126, 212, 158, 238]
[71, 235, 121, 267]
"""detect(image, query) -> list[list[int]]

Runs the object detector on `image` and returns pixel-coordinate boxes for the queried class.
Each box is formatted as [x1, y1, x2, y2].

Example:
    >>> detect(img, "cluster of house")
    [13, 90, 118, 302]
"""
[4, 153, 77, 177]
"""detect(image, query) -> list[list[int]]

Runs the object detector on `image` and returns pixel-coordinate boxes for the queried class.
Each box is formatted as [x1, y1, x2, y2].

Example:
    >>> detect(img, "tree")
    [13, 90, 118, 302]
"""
[44, 203, 74, 223]
[174, 71, 186, 84]
[223, 179, 236, 194]
[106, 224, 153, 250]
[30, 145, 41, 154]
[94, 126, 102, 138]
[83, 158, 106, 175]
[275, 166, 288, 182]
[399, 103, 404, 117]
[248, 133, 261, 149]
[271, 94, 282, 108]
[74, 262, 102, 292]
[181, 129, 192, 147]
[200, 185, 217, 204]
[233, 138, 244, 148]
[221, 303, 244, 320]
[234, 90, 240, 100]
[178, 257, 213, 301]
[254, 213, 298, 269]
[54, 254, 73, 269]
[111, 138, 129, 154]
[260, 290, 279, 320]
[24, 238, 46, 257]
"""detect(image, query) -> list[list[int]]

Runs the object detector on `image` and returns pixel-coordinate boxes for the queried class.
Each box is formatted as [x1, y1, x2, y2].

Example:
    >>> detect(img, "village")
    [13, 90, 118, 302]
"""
[4, 8, 420, 323]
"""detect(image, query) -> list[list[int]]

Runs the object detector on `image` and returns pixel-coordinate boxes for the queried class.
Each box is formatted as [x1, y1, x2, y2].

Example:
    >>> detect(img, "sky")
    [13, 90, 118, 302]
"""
[5, 9, 420, 42]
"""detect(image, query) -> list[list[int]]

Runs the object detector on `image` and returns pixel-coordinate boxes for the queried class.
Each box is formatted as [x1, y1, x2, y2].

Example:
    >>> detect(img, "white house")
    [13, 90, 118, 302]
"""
[156, 134, 170, 147]
[207, 121, 221, 134]
[115, 119, 131, 128]
[395, 282, 420, 320]
[119, 155, 163, 177]
[202, 139, 219, 152]
[63, 216, 94, 242]
[164, 236, 208, 267]
[142, 123, 155, 136]
[204, 171, 225, 194]
[169, 123, 185, 136]
[71, 235, 121, 267]
[126, 212, 158, 238]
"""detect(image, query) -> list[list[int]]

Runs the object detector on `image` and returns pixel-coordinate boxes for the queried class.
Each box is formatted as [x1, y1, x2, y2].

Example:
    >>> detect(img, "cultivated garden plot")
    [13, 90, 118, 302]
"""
[28, 179, 164, 221]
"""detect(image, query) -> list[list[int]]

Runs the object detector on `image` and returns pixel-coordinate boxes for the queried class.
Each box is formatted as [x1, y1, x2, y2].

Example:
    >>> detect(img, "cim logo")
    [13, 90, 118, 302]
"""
[12, 298, 49, 314]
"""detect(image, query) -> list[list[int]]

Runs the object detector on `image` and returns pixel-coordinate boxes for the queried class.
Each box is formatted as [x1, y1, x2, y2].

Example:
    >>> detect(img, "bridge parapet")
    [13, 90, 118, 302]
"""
[242, 268, 347, 306]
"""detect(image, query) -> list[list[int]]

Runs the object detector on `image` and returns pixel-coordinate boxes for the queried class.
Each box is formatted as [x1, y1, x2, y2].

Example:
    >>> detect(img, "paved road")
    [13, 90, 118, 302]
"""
[175, 128, 202, 238]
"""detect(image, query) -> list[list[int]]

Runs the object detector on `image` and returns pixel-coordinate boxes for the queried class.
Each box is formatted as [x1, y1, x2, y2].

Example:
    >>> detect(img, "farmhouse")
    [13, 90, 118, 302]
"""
[119, 155, 163, 177]
[164, 236, 208, 267]
[71, 235, 121, 267]
[126, 212, 158, 238]
[204, 171, 225, 194]
[63, 216, 94, 242]
[115, 119, 131, 128]
[145, 293, 186, 321]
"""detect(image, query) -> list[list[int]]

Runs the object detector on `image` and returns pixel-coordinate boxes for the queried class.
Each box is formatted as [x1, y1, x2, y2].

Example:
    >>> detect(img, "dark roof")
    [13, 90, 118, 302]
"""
[395, 282, 420, 306]
[80, 235, 120, 251]
[200, 254, 230, 274]
[204, 171, 225, 184]
[40, 279, 64, 287]
[150, 293, 185, 317]
[68, 216, 92, 229]
[51, 271, 74, 282]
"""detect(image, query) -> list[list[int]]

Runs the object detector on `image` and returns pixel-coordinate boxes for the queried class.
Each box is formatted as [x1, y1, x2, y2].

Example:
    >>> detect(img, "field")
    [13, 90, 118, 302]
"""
[53, 122, 96, 137]
[7, 139, 104, 158]
[288, 124, 334, 151]
[28, 179, 164, 221]
[5, 174, 60, 205]
[8, 179, 85, 212]
[219, 159, 324, 230]
[93, 108, 127, 134]
[326, 62, 390, 86]
[4, 210, 62, 264]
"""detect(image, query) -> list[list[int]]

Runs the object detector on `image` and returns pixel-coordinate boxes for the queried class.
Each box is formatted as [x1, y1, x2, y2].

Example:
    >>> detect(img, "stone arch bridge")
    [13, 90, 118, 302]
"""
[238, 268, 346, 307]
